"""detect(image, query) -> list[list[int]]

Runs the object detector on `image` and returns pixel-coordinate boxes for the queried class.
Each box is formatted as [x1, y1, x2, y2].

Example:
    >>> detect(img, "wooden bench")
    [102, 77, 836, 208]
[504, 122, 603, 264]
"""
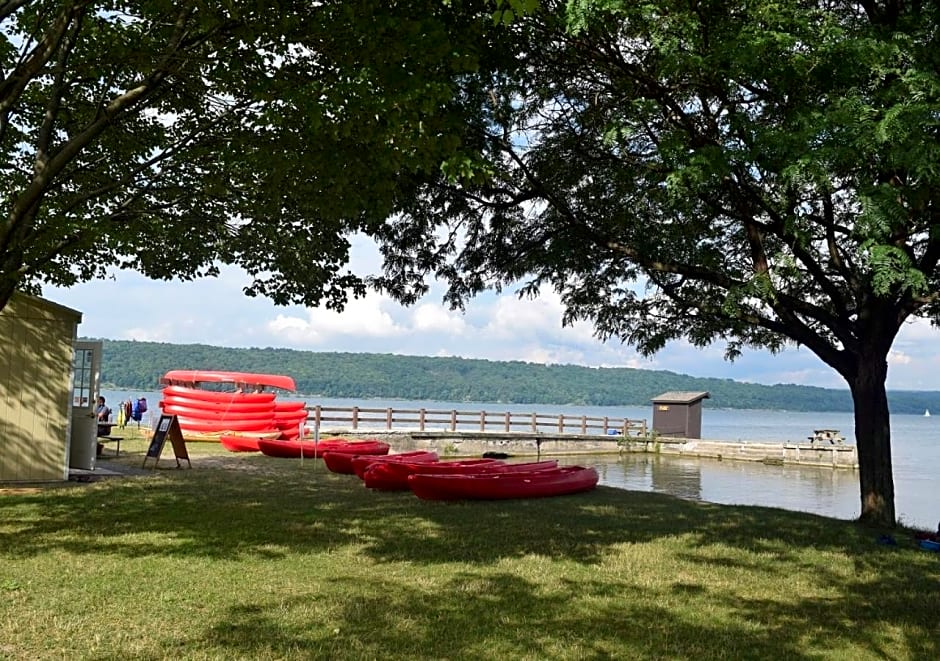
[97, 434, 124, 457]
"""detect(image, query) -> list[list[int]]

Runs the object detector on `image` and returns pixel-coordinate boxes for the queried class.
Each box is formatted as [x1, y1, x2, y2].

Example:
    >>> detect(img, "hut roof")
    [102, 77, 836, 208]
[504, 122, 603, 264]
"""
[650, 391, 710, 404]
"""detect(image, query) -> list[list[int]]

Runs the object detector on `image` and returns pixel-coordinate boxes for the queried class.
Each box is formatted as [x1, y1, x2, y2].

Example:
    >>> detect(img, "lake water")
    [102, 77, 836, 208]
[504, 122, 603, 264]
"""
[104, 390, 939, 531]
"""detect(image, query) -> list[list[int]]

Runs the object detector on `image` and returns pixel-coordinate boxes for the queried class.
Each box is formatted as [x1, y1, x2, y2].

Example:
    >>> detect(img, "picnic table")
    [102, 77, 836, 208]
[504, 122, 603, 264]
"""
[97, 422, 124, 456]
[808, 429, 845, 445]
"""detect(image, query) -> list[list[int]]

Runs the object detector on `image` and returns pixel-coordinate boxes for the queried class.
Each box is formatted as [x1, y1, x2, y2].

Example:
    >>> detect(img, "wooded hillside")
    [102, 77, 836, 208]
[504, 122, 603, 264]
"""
[94, 339, 940, 414]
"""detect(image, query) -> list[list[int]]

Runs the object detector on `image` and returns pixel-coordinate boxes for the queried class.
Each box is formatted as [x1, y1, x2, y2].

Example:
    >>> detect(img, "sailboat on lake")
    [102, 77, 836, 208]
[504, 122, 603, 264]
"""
[925, 409, 931, 417]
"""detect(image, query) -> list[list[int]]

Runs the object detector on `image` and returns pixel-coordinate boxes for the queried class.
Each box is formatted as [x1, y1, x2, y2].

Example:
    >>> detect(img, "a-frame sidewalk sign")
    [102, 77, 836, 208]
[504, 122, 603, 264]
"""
[142, 414, 191, 469]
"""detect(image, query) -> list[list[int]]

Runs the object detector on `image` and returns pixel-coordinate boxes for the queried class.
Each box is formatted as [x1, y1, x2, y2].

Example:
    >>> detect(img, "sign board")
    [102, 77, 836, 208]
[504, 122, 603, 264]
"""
[143, 415, 191, 468]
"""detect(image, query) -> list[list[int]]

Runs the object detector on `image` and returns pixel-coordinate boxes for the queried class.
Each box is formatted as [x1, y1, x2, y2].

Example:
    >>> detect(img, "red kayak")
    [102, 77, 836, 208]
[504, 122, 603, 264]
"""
[258, 437, 390, 459]
[349, 451, 439, 479]
[363, 458, 506, 491]
[319, 440, 394, 473]
[408, 466, 599, 500]
[219, 435, 266, 452]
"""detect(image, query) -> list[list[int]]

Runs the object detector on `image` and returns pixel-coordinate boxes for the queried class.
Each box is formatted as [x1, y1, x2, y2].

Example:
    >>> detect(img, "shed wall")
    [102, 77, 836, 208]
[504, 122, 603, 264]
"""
[0, 294, 79, 481]
[652, 400, 704, 439]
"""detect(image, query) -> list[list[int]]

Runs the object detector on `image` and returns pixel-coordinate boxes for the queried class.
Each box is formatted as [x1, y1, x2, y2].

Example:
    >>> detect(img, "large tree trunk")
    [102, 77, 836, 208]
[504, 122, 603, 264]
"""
[0, 273, 18, 312]
[848, 353, 896, 527]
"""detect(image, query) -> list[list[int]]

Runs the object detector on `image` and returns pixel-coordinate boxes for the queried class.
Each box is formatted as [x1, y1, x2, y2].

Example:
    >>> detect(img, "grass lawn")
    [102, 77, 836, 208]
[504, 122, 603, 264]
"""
[1, 430, 938, 660]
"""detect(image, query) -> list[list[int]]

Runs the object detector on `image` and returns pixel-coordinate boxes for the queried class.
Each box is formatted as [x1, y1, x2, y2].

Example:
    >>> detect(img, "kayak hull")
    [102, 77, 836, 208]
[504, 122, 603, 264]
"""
[351, 451, 440, 479]
[258, 438, 390, 459]
[220, 435, 262, 452]
[408, 466, 599, 500]
[363, 458, 529, 491]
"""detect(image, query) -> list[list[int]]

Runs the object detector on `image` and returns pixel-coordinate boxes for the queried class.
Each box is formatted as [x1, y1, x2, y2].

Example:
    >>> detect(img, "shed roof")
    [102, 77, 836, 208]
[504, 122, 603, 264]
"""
[8, 291, 82, 322]
[651, 391, 710, 404]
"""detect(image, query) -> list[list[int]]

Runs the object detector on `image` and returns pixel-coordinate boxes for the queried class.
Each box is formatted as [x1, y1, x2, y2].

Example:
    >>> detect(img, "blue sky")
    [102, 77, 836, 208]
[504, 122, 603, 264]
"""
[44, 238, 940, 392]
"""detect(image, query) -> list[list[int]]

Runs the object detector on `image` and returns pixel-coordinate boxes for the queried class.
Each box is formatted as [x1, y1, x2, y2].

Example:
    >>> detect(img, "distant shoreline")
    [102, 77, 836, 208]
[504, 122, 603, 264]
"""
[95, 338, 940, 415]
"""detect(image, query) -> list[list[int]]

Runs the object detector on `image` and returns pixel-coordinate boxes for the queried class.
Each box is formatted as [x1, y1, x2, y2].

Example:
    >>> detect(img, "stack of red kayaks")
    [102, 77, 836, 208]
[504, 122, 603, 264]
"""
[258, 437, 390, 460]
[159, 370, 305, 442]
[363, 459, 559, 491]
[273, 400, 308, 440]
[407, 466, 599, 500]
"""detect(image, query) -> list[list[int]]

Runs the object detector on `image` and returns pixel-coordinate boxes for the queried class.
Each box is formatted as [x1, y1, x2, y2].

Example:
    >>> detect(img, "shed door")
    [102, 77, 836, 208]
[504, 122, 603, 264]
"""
[69, 341, 102, 470]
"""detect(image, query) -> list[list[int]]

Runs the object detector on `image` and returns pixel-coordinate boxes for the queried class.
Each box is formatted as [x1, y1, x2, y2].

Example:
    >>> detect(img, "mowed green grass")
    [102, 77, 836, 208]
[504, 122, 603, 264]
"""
[1, 432, 938, 660]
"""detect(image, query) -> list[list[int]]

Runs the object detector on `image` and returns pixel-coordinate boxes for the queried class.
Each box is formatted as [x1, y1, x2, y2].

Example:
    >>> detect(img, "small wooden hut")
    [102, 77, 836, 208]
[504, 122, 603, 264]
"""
[651, 391, 710, 439]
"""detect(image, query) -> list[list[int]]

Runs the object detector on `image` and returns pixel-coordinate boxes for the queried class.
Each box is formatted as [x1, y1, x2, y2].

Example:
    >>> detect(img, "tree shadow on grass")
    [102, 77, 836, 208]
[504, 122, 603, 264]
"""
[190, 565, 936, 661]
[2, 456, 937, 659]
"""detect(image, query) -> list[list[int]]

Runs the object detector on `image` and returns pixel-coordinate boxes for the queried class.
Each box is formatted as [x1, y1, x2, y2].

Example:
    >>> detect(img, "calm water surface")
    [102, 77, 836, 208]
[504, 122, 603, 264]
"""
[105, 390, 939, 530]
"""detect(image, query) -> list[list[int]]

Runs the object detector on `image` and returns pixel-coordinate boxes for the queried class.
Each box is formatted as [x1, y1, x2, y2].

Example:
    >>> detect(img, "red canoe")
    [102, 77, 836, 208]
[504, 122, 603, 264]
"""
[363, 458, 507, 491]
[321, 450, 437, 476]
[407, 466, 599, 500]
[220, 435, 262, 452]
[258, 437, 390, 459]
[351, 451, 439, 479]
[319, 441, 394, 473]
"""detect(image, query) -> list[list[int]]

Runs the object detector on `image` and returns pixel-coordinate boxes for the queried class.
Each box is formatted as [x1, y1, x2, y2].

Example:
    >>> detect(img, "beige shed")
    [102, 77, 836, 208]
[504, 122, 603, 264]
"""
[651, 391, 710, 439]
[0, 292, 82, 482]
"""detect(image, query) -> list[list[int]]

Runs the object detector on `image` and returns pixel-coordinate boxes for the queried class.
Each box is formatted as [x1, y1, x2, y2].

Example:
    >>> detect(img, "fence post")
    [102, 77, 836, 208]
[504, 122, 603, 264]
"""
[480, 410, 486, 432]
[581, 416, 587, 434]
[450, 410, 457, 432]
[603, 416, 609, 434]
[504, 411, 510, 432]
[352, 406, 359, 430]
[313, 405, 321, 429]
[386, 408, 392, 430]
[419, 408, 426, 432]
[531, 412, 537, 432]
[557, 414, 563, 433]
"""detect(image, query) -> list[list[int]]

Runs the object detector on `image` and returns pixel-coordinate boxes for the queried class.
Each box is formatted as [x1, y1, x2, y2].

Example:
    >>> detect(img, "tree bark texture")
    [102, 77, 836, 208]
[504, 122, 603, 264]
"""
[849, 355, 896, 527]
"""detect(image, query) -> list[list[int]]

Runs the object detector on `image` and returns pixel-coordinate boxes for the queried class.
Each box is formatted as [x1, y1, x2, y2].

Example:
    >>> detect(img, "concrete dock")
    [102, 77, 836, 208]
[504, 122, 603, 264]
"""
[314, 429, 859, 469]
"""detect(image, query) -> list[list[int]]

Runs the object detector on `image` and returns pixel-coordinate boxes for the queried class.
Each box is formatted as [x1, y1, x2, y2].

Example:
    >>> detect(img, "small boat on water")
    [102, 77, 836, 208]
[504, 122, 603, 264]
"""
[408, 466, 599, 501]
[258, 437, 389, 459]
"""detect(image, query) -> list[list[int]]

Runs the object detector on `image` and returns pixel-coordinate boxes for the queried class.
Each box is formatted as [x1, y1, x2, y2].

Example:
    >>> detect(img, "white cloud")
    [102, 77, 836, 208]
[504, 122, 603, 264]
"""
[483, 291, 597, 344]
[888, 350, 913, 366]
[411, 303, 467, 334]
[266, 293, 406, 345]
[895, 316, 939, 343]
[121, 324, 176, 343]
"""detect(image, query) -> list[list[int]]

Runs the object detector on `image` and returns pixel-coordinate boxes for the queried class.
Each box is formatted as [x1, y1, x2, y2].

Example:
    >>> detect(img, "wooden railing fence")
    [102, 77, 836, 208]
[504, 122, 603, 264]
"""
[306, 405, 648, 437]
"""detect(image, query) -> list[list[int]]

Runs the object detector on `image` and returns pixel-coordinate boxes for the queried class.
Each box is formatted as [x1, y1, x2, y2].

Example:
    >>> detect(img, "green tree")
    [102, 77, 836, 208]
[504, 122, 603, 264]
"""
[374, 0, 940, 526]
[0, 1, 494, 310]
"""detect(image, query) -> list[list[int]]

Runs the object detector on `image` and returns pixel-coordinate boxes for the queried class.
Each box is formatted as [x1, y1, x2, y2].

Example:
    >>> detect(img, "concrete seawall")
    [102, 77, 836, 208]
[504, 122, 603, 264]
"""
[316, 428, 859, 469]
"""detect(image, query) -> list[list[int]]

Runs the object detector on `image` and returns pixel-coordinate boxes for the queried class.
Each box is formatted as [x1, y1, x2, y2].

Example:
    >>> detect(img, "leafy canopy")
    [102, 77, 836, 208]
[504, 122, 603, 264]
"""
[369, 0, 940, 526]
[0, 1, 505, 310]
[377, 0, 940, 380]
